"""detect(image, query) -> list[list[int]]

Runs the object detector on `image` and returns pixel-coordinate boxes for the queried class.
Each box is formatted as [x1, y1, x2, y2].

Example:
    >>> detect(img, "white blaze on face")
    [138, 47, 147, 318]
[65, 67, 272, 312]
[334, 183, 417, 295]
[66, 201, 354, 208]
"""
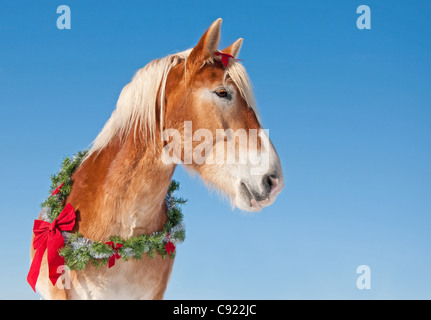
[230, 128, 284, 212]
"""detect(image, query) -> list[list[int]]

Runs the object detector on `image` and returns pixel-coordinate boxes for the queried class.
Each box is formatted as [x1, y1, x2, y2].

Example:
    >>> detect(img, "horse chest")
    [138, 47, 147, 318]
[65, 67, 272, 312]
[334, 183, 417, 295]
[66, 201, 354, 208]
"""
[69, 257, 174, 300]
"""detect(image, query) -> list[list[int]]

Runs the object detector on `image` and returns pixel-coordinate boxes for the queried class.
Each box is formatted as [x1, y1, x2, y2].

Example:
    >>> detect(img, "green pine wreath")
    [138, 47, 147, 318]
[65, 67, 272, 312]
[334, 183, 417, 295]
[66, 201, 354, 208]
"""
[40, 150, 186, 270]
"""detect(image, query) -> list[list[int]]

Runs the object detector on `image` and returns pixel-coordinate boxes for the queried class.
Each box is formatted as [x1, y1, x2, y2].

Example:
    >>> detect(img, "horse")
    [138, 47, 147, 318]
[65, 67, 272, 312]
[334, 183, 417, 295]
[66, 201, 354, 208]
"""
[30, 18, 284, 299]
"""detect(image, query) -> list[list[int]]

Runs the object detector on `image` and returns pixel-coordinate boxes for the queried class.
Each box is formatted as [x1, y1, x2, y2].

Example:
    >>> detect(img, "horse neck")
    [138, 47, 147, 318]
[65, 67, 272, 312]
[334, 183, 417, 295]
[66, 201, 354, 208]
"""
[68, 131, 176, 241]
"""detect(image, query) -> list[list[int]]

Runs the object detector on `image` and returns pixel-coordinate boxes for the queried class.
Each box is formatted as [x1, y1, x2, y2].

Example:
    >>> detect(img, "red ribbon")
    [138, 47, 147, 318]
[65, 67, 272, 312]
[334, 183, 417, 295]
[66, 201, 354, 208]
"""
[51, 183, 64, 196]
[105, 241, 123, 268]
[27, 203, 76, 292]
[215, 51, 241, 68]
[165, 233, 176, 255]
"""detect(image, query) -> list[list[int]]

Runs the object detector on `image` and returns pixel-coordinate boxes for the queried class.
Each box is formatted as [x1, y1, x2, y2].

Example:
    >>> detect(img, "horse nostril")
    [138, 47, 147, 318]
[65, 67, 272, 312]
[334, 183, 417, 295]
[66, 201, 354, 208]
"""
[262, 174, 277, 194]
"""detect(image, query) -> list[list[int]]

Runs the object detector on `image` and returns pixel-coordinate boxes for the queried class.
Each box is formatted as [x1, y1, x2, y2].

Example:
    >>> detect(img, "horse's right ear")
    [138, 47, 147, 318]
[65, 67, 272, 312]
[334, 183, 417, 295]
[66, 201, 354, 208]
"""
[188, 18, 222, 67]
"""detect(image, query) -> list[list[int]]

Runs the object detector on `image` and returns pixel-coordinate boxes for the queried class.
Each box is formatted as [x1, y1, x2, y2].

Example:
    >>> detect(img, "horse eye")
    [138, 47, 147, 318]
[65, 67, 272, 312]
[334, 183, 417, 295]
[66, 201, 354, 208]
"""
[214, 89, 231, 99]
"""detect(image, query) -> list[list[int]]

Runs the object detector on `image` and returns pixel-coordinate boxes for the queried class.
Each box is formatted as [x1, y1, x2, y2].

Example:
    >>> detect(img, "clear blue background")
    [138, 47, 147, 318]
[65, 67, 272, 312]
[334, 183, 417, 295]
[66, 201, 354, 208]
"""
[0, 0, 430, 299]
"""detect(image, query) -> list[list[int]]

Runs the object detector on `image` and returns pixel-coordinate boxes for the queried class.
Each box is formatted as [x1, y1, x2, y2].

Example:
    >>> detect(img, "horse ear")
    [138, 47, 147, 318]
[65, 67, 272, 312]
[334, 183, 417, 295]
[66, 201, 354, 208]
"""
[221, 38, 243, 58]
[188, 18, 222, 66]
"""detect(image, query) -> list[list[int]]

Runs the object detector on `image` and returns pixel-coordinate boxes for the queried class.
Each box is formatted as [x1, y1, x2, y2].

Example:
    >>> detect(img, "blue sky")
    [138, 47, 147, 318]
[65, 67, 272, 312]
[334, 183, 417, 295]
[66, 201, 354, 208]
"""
[0, 0, 430, 299]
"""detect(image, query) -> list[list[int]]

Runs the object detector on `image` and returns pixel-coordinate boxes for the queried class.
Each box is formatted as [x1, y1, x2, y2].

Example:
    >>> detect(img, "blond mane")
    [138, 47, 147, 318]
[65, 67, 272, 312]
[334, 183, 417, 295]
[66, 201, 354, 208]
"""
[85, 49, 260, 159]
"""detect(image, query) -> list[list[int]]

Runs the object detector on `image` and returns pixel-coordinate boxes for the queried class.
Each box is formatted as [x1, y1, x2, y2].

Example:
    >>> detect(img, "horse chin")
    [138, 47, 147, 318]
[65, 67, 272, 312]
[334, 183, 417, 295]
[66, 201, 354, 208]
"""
[234, 181, 281, 213]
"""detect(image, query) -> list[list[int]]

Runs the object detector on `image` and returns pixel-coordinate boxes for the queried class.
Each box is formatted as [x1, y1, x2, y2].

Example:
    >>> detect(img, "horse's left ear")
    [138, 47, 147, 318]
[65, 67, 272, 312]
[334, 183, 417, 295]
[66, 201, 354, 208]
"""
[221, 38, 243, 59]
[188, 18, 222, 66]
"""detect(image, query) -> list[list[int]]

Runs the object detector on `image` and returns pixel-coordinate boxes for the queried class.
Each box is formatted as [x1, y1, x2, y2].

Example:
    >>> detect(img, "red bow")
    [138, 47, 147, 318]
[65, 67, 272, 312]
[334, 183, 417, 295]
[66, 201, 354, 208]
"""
[27, 203, 76, 292]
[105, 241, 123, 268]
[165, 233, 176, 255]
[51, 183, 64, 196]
[215, 51, 241, 68]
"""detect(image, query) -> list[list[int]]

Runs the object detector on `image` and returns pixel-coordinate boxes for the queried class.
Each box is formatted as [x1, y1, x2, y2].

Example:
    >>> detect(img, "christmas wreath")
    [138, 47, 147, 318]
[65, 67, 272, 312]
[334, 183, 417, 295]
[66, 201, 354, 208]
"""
[27, 150, 186, 290]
